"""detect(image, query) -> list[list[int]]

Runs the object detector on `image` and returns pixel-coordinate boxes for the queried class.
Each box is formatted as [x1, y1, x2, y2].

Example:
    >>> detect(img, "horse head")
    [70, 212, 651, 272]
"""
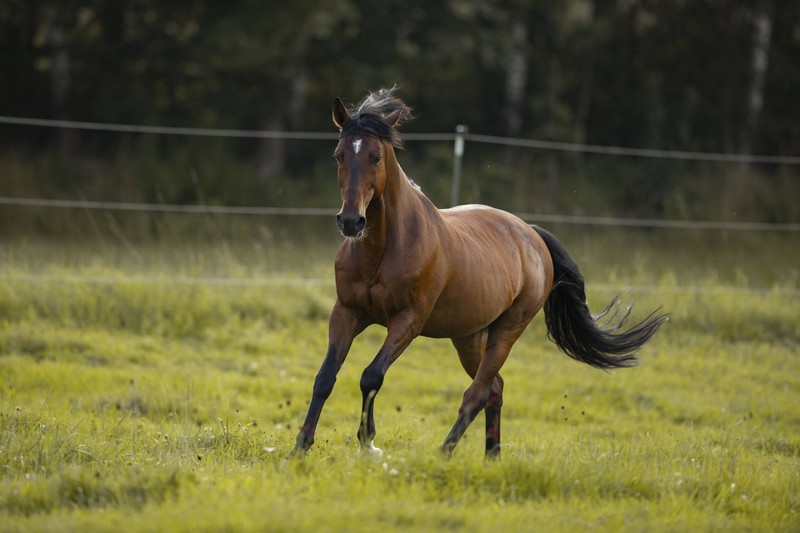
[331, 88, 412, 238]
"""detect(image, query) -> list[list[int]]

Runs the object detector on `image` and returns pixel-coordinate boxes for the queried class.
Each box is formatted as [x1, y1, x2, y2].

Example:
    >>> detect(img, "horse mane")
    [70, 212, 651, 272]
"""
[340, 86, 414, 149]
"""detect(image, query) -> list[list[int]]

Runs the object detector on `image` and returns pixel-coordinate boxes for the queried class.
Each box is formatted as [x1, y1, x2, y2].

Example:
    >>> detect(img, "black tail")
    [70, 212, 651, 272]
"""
[533, 226, 668, 369]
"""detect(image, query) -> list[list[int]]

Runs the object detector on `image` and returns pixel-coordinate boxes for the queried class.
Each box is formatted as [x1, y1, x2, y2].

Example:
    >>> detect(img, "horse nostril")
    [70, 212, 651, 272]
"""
[336, 213, 366, 236]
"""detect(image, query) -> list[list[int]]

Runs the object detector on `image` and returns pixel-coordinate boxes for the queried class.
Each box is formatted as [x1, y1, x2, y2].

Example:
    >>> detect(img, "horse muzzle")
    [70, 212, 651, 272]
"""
[337, 212, 366, 238]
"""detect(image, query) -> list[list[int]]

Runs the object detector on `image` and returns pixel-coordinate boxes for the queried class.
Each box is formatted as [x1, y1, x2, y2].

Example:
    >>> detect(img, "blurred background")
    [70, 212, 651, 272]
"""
[0, 0, 798, 240]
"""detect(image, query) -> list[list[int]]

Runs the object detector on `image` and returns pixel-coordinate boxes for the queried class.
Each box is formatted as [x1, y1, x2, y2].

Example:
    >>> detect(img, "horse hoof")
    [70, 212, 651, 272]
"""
[359, 440, 383, 460]
[284, 446, 307, 464]
[440, 443, 456, 457]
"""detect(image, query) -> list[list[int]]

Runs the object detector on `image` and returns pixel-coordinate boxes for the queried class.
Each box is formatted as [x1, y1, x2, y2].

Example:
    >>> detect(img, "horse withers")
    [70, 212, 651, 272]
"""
[288, 87, 667, 459]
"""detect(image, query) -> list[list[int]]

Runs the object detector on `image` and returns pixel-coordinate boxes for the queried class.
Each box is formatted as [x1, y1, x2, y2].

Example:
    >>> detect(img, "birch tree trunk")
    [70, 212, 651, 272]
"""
[503, 19, 528, 141]
[504, 18, 530, 213]
[740, 0, 773, 158]
[729, 0, 773, 214]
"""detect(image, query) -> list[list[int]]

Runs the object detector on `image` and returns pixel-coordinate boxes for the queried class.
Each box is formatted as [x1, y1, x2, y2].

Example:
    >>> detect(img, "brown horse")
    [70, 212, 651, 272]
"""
[288, 88, 667, 459]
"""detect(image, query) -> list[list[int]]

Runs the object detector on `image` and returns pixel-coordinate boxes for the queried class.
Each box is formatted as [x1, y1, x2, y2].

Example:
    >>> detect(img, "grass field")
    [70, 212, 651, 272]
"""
[1, 225, 798, 532]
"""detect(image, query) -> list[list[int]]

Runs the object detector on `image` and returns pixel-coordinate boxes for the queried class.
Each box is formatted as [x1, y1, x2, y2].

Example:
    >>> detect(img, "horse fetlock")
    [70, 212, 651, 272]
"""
[285, 439, 312, 462]
[484, 444, 501, 460]
[294, 431, 314, 451]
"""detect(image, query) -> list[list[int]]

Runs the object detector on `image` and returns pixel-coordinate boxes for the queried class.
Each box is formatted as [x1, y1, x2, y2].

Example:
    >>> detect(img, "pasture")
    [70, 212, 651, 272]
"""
[1, 226, 798, 531]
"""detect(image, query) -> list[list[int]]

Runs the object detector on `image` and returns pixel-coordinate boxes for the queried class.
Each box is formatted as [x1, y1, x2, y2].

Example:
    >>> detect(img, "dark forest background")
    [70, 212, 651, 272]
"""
[1, 0, 799, 234]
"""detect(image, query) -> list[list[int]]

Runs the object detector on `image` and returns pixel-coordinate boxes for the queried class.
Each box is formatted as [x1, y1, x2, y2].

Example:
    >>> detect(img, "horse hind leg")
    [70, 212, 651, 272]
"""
[484, 374, 504, 458]
[442, 309, 531, 457]
[443, 329, 507, 458]
[442, 331, 486, 455]
[441, 369, 496, 457]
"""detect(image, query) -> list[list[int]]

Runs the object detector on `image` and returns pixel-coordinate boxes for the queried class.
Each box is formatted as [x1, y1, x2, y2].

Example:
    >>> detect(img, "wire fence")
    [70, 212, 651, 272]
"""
[1, 116, 797, 298]
[1, 115, 799, 233]
[0, 197, 338, 217]
[2, 196, 798, 232]
[2, 272, 797, 297]
[3, 115, 800, 164]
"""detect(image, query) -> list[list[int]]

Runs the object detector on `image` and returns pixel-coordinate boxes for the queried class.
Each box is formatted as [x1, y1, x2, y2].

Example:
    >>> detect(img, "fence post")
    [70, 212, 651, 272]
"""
[450, 124, 468, 207]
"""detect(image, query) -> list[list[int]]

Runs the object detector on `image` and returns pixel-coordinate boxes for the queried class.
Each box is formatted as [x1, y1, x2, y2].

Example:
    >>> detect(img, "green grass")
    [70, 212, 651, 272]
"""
[1, 229, 799, 532]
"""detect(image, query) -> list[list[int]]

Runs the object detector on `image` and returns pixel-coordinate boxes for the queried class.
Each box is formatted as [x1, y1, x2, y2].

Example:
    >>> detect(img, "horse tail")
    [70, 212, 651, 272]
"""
[533, 226, 668, 369]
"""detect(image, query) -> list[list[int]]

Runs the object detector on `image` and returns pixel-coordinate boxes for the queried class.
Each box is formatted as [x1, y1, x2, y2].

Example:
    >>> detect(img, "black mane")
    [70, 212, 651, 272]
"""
[339, 86, 413, 148]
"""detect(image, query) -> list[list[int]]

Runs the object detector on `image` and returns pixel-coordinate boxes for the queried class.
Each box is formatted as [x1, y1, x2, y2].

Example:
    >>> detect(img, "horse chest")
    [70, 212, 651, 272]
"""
[339, 276, 414, 325]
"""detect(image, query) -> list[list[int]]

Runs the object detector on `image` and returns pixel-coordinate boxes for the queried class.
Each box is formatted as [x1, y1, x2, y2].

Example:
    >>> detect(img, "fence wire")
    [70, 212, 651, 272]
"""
[2, 273, 797, 297]
[2, 115, 798, 231]
[3, 115, 800, 164]
[1, 196, 798, 232]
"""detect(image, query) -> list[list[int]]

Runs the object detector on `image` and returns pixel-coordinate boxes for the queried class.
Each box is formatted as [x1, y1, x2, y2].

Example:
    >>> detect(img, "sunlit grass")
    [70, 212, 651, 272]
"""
[1, 231, 798, 531]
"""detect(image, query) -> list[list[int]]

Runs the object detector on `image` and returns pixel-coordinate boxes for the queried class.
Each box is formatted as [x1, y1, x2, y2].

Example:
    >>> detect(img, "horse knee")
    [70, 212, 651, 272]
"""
[360, 366, 384, 396]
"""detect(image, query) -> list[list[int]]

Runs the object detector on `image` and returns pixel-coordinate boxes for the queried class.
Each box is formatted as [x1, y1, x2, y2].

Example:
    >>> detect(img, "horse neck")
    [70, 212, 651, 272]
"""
[362, 144, 429, 256]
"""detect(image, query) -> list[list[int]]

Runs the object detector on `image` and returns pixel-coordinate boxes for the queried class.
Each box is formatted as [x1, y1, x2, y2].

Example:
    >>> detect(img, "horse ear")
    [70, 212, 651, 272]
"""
[332, 98, 349, 129]
[384, 108, 403, 127]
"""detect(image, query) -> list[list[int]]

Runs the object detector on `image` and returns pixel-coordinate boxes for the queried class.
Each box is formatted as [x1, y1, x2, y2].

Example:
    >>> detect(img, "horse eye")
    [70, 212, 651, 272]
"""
[372, 155, 382, 165]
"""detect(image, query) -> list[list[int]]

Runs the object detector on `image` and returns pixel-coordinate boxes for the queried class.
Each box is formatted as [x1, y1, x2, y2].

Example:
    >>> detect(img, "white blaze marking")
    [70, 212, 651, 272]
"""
[352, 138, 362, 154]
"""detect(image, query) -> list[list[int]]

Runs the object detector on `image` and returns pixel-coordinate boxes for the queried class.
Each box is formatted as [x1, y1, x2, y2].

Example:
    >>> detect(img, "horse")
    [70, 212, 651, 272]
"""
[288, 87, 667, 459]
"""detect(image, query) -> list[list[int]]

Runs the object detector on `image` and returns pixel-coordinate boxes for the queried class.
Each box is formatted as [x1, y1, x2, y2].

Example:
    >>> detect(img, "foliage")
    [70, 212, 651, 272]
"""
[4, 1, 798, 151]
[0, 1, 798, 222]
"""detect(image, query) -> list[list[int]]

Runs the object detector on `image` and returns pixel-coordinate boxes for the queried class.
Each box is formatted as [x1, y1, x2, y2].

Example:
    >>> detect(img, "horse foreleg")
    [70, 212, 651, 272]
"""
[288, 345, 344, 457]
[357, 313, 420, 457]
[287, 303, 362, 459]
[357, 387, 382, 458]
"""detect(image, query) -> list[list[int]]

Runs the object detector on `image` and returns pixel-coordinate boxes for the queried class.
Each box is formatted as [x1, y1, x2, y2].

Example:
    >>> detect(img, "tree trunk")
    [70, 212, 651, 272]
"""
[46, 5, 73, 151]
[503, 19, 528, 140]
[574, 0, 610, 144]
[257, 59, 307, 186]
[256, 116, 287, 184]
[740, 0, 773, 158]
[504, 18, 530, 213]
[729, 0, 773, 215]
[543, 59, 561, 212]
